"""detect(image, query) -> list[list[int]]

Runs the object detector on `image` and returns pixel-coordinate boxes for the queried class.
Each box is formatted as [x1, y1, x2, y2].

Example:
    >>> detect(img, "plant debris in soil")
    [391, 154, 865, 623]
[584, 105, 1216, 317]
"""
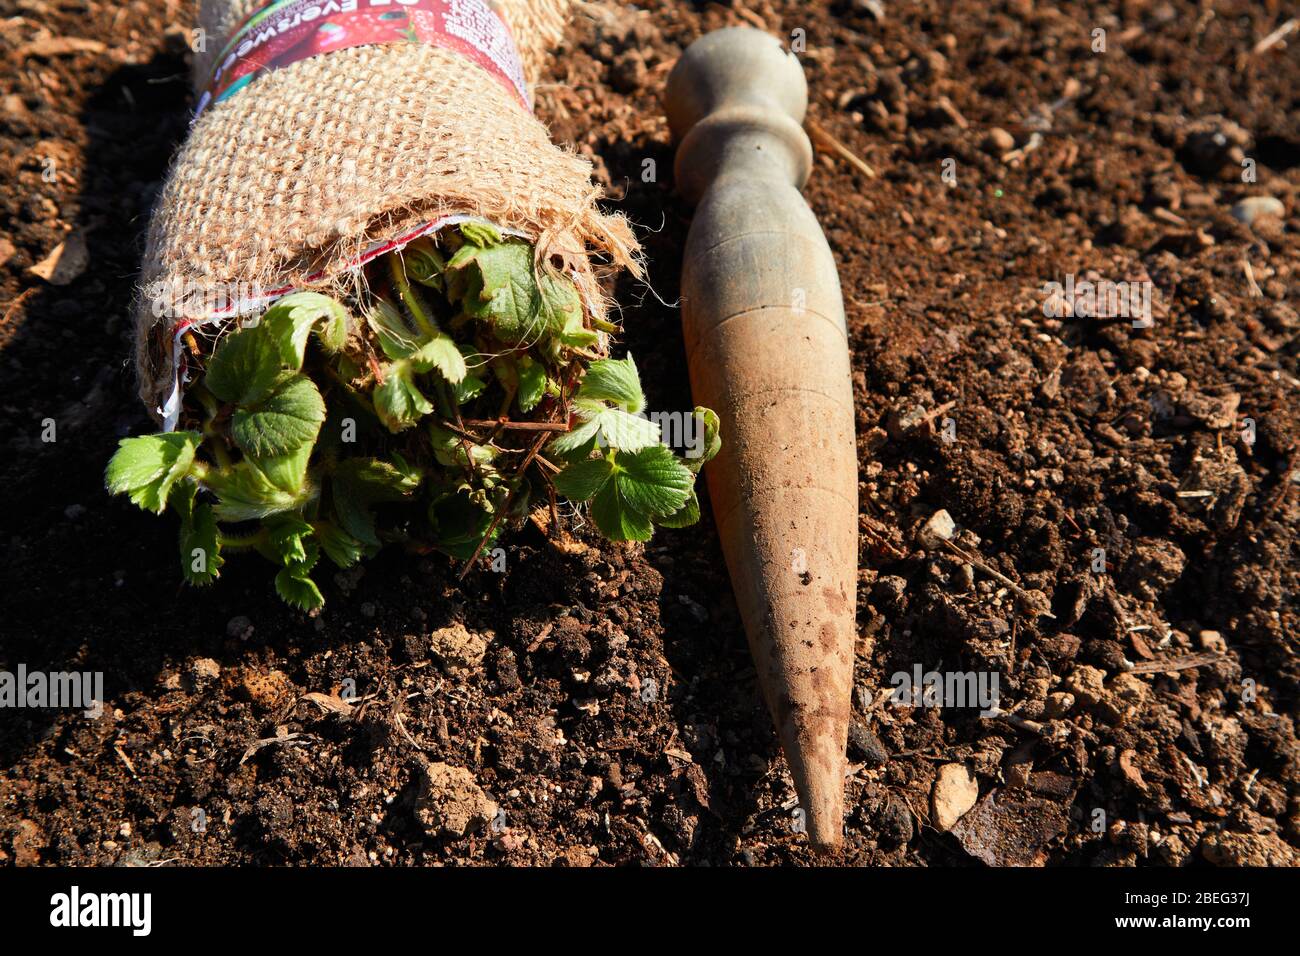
[1, 0, 1298, 867]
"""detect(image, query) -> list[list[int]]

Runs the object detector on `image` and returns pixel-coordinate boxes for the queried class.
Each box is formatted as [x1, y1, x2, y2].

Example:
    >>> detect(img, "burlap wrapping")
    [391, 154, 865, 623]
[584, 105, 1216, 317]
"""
[135, 0, 639, 418]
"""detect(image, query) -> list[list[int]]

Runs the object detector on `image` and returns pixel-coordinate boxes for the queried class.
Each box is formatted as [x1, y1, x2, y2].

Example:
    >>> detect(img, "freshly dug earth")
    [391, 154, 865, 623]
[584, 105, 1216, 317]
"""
[2, 0, 1298, 866]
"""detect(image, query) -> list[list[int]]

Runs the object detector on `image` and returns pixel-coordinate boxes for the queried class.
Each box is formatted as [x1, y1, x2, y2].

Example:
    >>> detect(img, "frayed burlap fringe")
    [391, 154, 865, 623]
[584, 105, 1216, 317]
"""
[135, 0, 639, 418]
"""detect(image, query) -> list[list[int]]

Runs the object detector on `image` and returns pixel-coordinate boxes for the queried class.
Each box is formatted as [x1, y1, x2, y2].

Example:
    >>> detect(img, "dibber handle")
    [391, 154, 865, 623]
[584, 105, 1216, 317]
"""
[666, 27, 858, 848]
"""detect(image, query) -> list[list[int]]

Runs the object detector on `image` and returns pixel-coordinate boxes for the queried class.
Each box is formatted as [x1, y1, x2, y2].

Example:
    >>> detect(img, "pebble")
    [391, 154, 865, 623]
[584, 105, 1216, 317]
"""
[1063, 665, 1106, 707]
[852, 0, 887, 20]
[239, 669, 293, 711]
[1044, 691, 1075, 718]
[931, 763, 979, 831]
[848, 721, 889, 767]
[413, 762, 498, 839]
[1198, 630, 1227, 653]
[916, 509, 955, 549]
[225, 615, 252, 639]
[429, 622, 490, 672]
[188, 657, 220, 686]
[1230, 196, 1284, 226]
[981, 127, 1015, 154]
[63, 503, 85, 520]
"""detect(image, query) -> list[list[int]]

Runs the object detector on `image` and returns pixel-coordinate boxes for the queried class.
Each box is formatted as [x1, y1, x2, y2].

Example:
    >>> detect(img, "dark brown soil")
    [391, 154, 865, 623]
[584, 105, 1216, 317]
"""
[2, 0, 1298, 867]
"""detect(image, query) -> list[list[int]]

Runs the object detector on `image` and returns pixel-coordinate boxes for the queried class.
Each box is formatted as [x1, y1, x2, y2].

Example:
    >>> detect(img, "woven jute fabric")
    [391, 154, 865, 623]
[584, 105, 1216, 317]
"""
[135, 0, 639, 417]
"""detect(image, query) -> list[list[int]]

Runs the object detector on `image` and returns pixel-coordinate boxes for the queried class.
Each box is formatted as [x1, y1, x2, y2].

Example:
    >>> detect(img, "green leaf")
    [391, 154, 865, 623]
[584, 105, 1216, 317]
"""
[105, 431, 201, 514]
[428, 424, 495, 469]
[459, 221, 503, 247]
[428, 488, 498, 559]
[454, 240, 541, 342]
[450, 240, 582, 347]
[553, 456, 614, 501]
[315, 521, 364, 568]
[590, 406, 660, 453]
[333, 487, 380, 549]
[260, 291, 351, 368]
[617, 445, 694, 517]
[686, 406, 722, 473]
[265, 514, 314, 566]
[516, 358, 546, 412]
[553, 308, 599, 352]
[547, 417, 601, 459]
[403, 238, 446, 289]
[591, 478, 654, 542]
[554, 446, 690, 540]
[251, 442, 313, 495]
[453, 370, 488, 405]
[366, 299, 420, 361]
[373, 361, 434, 432]
[231, 374, 326, 458]
[336, 456, 422, 500]
[329, 457, 421, 549]
[204, 327, 284, 406]
[174, 482, 224, 585]
[655, 487, 701, 529]
[577, 355, 646, 414]
[206, 460, 309, 522]
[539, 272, 584, 338]
[409, 333, 467, 384]
[275, 567, 324, 611]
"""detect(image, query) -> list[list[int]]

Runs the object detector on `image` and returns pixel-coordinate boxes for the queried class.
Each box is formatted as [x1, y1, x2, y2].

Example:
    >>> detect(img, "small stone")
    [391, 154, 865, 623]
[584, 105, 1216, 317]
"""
[557, 845, 594, 867]
[887, 403, 929, 439]
[28, 231, 88, 285]
[1117, 749, 1147, 790]
[1063, 665, 1106, 707]
[414, 762, 498, 839]
[188, 657, 221, 686]
[916, 509, 956, 550]
[429, 622, 490, 673]
[1199, 630, 1227, 653]
[950, 789, 1070, 866]
[1230, 196, 1285, 226]
[239, 669, 294, 711]
[360, 602, 376, 618]
[63, 503, 86, 520]
[1097, 672, 1149, 725]
[853, 0, 887, 20]
[225, 615, 253, 639]
[931, 763, 979, 831]
[1044, 692, 1075, 718]
[981, 127, 1015, 154]
[877, 800, 913, 847]
[12, 820, 45, 866]
[848, 722, 889, 767]
[1200, 830, 1297, 867]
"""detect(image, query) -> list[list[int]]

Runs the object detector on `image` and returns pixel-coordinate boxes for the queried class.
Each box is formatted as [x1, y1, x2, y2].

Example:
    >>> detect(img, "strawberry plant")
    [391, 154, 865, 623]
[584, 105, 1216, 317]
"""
[107, 223, 718, 610]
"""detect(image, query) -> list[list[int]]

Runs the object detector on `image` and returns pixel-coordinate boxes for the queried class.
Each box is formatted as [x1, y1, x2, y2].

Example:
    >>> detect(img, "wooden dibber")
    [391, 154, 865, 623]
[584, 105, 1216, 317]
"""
[666, 28, 858, 847]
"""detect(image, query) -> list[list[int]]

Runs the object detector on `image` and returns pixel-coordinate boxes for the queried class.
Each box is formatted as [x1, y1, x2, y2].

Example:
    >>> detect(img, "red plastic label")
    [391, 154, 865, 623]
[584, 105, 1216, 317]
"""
[195, 0, 529, 117]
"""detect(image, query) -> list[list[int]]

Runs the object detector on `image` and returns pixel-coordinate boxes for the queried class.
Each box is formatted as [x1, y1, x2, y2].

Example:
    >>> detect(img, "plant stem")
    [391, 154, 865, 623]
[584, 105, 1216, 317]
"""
[389, 255, 438, 340]
[193, 384, 233, 471]
[221, 530, 265, 551]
